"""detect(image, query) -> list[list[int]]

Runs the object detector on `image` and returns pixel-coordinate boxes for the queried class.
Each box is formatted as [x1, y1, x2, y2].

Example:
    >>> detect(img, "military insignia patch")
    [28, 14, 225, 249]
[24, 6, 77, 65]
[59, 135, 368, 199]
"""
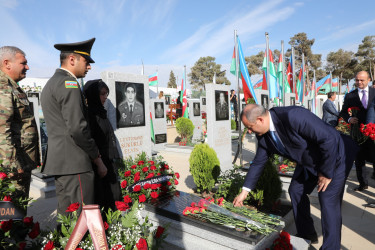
[65, 81, 78, 88]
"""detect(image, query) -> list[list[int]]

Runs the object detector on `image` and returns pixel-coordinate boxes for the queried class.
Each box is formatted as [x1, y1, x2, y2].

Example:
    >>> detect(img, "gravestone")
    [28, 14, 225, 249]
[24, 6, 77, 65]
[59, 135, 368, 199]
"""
[101, 71, 151, 158]
[150, 99, 167, 151]
[254, 89, 270, 109]
[28, 97, 42, 163]
[206, 84, 231, 171]
[284, 93, 296, 106]
[188, 99, 203, 143]
[200, 96, 206, 113]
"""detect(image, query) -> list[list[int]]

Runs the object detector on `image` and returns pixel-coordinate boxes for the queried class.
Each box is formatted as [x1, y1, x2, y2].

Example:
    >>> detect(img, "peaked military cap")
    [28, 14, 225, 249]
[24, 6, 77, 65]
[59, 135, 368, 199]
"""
[54, 38, 96, 63]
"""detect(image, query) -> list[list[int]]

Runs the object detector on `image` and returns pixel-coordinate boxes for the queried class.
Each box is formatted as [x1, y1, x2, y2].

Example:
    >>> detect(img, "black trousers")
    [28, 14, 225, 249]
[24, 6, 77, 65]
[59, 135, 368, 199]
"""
[355, 140, 374, 186]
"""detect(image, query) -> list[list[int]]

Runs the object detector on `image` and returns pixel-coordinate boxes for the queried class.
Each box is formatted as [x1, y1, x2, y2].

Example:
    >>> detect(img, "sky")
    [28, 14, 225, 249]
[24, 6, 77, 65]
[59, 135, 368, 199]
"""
[1, 0, 374, 89]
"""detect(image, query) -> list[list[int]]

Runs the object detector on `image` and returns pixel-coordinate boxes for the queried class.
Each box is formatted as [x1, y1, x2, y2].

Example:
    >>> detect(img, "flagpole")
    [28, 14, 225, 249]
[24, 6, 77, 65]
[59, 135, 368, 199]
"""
[292, 47, 296, 102]
[141, 59, 144, 75]
[156, 68, 159, 96]
[302, 53, 305, 106]
[313, 70, 316, 115]
[265, 33, 271, 98]
[281, 40, 285, 106]
[234, 30, 243, 167]
[330, 71, 332, 93]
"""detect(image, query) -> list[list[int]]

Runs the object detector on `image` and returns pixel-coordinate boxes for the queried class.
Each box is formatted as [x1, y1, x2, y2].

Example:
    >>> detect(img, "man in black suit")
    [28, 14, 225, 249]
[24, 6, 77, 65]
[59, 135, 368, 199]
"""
[339, 71, 375, 191]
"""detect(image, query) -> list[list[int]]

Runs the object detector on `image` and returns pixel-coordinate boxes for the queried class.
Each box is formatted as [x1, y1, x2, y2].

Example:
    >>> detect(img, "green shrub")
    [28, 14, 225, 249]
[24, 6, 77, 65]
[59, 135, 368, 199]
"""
[231, 119, 237, 130]
[189, 143, 220, 193]
[255, 158, 282, 207]
[176, 117, 194, 141]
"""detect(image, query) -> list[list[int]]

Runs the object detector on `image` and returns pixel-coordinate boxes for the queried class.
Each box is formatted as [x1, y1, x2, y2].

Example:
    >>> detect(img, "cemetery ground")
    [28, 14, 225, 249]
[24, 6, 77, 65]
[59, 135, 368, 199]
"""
[28, 127, 375, 249]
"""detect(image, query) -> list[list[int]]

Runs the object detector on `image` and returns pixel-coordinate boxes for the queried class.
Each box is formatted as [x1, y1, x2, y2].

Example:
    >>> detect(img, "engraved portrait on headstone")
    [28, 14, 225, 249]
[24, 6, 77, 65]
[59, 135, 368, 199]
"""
[202, 97, 206, 105]
[154, 102, 164, 119]
[165, 95, 170, 105]
[261, 94, 269, 109]
[215, 90, 229, 121]
[193, 102, 200, 117]
[291, 96, 295, 106]
[116, 82, 145, 128]
[308, 100, 312, 111]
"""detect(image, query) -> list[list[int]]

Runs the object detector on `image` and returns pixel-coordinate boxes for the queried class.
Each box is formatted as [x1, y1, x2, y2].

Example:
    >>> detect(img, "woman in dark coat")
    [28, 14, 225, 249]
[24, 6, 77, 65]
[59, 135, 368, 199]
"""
[83, 79, 121, 211]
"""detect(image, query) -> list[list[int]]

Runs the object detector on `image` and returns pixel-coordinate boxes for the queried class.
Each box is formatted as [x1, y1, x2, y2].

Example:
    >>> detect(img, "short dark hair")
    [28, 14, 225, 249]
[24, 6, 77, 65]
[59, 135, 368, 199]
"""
[327, 91, 336, 99]
[60, 52, 80, 65]
[125, 83, 136, 93]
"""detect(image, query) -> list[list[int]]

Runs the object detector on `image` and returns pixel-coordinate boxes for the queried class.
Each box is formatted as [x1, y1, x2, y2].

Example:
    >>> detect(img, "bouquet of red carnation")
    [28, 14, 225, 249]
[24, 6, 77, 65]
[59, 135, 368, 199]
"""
[360, 123, 375, 141]
[267, 231, 293, 250]
[335, 117, 351, 135]
[348, 107, 367, 144]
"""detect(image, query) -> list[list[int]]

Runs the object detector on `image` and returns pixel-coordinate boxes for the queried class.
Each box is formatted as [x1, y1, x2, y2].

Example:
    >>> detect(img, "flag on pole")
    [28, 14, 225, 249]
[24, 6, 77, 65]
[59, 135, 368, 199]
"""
[180, 70, 188, 118]
[262, 49, 278, 98]
[261, 70, 267, 90]
[286, 56, 293, 93]
[150, 112, 155, 143]
[296, 63, 305, 102]
[253, 78, 263, 89]
[311, 73, 317, 114]
[230, 39, 258, 103]
[148, 72, 158, 86]
[316, 74, 332, 93]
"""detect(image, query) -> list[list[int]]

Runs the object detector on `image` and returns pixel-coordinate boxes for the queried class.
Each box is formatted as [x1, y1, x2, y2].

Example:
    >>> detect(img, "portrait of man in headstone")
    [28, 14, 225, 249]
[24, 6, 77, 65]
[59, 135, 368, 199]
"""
[193, 102, 200, 116]
[215, 90, 229, 121]
[261, 94, 269, 109]
[155, 133, 167, 144]
[308, 100, 312, 110]
[154, 102, 164, 119]
[202, 97, 206, 105]
[116, 81, 145, 128]
[291, 96, 296, 106]
[165, 96, 170, 105]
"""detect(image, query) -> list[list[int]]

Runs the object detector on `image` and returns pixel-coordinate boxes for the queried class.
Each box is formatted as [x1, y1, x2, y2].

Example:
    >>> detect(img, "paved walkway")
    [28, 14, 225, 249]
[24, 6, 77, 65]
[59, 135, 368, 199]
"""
[28, 127, 375, 249]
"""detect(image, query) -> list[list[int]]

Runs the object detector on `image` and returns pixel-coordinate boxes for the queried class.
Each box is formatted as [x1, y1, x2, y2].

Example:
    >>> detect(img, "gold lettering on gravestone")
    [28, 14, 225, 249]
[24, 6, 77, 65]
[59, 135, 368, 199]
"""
[214, 126, 230, 147]
[0, 207, 14, 216]
[119, 136, 143, 155]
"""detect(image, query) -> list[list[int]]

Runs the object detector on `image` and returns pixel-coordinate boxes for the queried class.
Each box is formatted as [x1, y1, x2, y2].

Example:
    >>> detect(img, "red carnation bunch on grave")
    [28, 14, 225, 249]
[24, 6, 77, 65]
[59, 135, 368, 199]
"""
[118, 152, 179, 207]
[267, 231, 292, 250]
[360, 123, 375, 141]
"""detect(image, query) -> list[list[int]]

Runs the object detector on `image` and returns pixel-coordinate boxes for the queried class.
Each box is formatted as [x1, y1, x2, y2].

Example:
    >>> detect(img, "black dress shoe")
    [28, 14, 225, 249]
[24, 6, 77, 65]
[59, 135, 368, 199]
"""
[296, 232, 318, 244]
[353, 185, 368, 191]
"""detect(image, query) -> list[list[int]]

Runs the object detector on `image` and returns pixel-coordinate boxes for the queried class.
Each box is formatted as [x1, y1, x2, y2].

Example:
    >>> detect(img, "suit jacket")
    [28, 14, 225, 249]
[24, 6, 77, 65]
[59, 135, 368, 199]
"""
[322, 99, 339, 126]
[41, 69, 99, 175]
[117, 100, 144, 127]
[339, 87, 375, 124]
[366, 97, 375, 123]
[243, 106, 358, 190]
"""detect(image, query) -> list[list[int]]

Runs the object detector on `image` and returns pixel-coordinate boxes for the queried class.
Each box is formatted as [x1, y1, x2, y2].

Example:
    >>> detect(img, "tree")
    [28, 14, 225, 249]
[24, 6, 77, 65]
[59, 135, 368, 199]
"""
[326, 49, 357, 81]
[245, 50, 280, 76]
[167, 70, 177, 88]
[188, 56, 230, 89]
[356, 35, 375, 79]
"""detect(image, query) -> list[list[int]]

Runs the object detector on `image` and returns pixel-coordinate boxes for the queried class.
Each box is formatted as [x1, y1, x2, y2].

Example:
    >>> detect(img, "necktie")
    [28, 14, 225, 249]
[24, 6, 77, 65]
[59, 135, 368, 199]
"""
[130, 104, 133, 113]
[269, 131, 287, 156]
[361, 90, 367, 109]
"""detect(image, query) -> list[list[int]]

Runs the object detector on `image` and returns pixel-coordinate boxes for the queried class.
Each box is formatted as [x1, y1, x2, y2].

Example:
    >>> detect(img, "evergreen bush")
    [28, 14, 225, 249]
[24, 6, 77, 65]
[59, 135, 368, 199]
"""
[231, 119, 237, 130]
[189, 143, 220, 193]
[175, 117, 194, 142]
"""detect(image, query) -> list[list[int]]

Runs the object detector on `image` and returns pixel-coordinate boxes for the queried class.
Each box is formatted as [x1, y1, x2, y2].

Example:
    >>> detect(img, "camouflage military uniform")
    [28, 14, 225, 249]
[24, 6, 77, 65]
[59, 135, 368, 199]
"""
[0, 69, 40, 197]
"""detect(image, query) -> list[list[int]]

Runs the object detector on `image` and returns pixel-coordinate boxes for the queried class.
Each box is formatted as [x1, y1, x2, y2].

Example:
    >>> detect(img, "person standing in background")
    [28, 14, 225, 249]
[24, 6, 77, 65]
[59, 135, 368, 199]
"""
[322, 92, 339, 127]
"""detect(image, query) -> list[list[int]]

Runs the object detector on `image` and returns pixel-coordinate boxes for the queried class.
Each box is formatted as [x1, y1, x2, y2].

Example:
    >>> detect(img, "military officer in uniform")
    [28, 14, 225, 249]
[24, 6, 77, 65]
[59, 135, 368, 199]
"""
[0, 46, 40, 202]
[41, 38, 107, 216]
[216, 92, 229, 120]
[117, 83, 144, 127]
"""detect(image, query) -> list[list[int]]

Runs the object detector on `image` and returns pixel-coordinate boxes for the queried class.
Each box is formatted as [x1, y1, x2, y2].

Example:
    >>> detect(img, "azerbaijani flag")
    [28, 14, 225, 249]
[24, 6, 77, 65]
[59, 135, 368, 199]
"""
[316, 74, 332, 93]
[286, 55, 293, 93]
[148, 72, 158, 86]
[296, 63, 305, 102]
[262, 49, 278, 98]
[150, 112, 155, 143]
[230, 38, 258, 104]
[180, 72, 188, 118]
[253, 78, 263, 89]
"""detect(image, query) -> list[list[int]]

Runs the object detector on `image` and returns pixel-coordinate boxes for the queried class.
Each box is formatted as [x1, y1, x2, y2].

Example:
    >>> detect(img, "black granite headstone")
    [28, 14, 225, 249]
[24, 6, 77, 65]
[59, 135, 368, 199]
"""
[155, 134, 167, 144]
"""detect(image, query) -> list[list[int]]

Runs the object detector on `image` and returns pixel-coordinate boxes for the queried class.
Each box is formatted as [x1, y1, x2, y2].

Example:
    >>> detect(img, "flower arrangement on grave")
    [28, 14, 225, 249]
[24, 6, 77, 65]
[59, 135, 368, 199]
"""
[118, 153, 179, 206]
[347, 106, 367, 144]
[41, 201, 167, 249]
[202, 111, 207, 120]
[335, 117, 351, 135]
[182, 197, 282, 235]
[0, 164, 42, 249]
[360, 123, 375, 141]
[266, 231, 292, 250]
[271, 154, 296, 175]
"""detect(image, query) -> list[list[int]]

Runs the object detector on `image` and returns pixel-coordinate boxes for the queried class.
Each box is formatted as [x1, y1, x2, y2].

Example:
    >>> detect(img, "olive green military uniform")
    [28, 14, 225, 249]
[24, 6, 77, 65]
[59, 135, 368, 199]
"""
[117, 100, 144, 126]
[41, 68, 99, 215]
[0, 69, 40, 198]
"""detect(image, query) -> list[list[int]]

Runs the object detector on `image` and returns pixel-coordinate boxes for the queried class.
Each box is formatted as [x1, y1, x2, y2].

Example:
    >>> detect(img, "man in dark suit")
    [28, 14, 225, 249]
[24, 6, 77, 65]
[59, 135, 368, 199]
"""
[339, 71, 375, 191]
[41, 38, 107, 216]
[322, 91, 339, 126]
[233, 104, 358, 249]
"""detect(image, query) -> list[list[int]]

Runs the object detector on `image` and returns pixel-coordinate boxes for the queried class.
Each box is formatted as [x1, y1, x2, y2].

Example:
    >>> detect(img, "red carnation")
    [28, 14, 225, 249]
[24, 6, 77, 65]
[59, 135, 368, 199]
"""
[139, 194, 146, 203]
[148, 161, 155, 165]
[3, 195, 11, 201]
[124, 170, 131, 177]
[115, 201, 130, 211]
[175, 172, 180, 179]
[28, 222, 40, 239]
[131, 165, 137, 169]
[167, 181, 171, 186]
[151, 184, 159, 190]
[123, 195, 132, 203]
[142, 167, 149, 173]
[146, 173, 154, 179]
[121, 180, 127, 188]
[157, 173, 161, 176]
[164, 164, 169, 170]
[133, 185, 141, 192]
[150, 165, 157, 170]
[23, 216, 33, 227]
[155, 226, 165, 238]
[0, 172, 7, 180]
[43, 241, 54, 250]
[136, 238, 148, 250]
[112, 245, 125, 250]
[138, 161, 144, 166]
[174, 179, 179, 185]
[134, 175, 140, 182]
[217, 197, 224, 206]
[66, 202, 80, 212]
[151, 191, 159, 199]
[18, 242, 26, 250]
[144, 183, 151, 189]
[104, 221, 109, 230]
[1, 219, 12, 232]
